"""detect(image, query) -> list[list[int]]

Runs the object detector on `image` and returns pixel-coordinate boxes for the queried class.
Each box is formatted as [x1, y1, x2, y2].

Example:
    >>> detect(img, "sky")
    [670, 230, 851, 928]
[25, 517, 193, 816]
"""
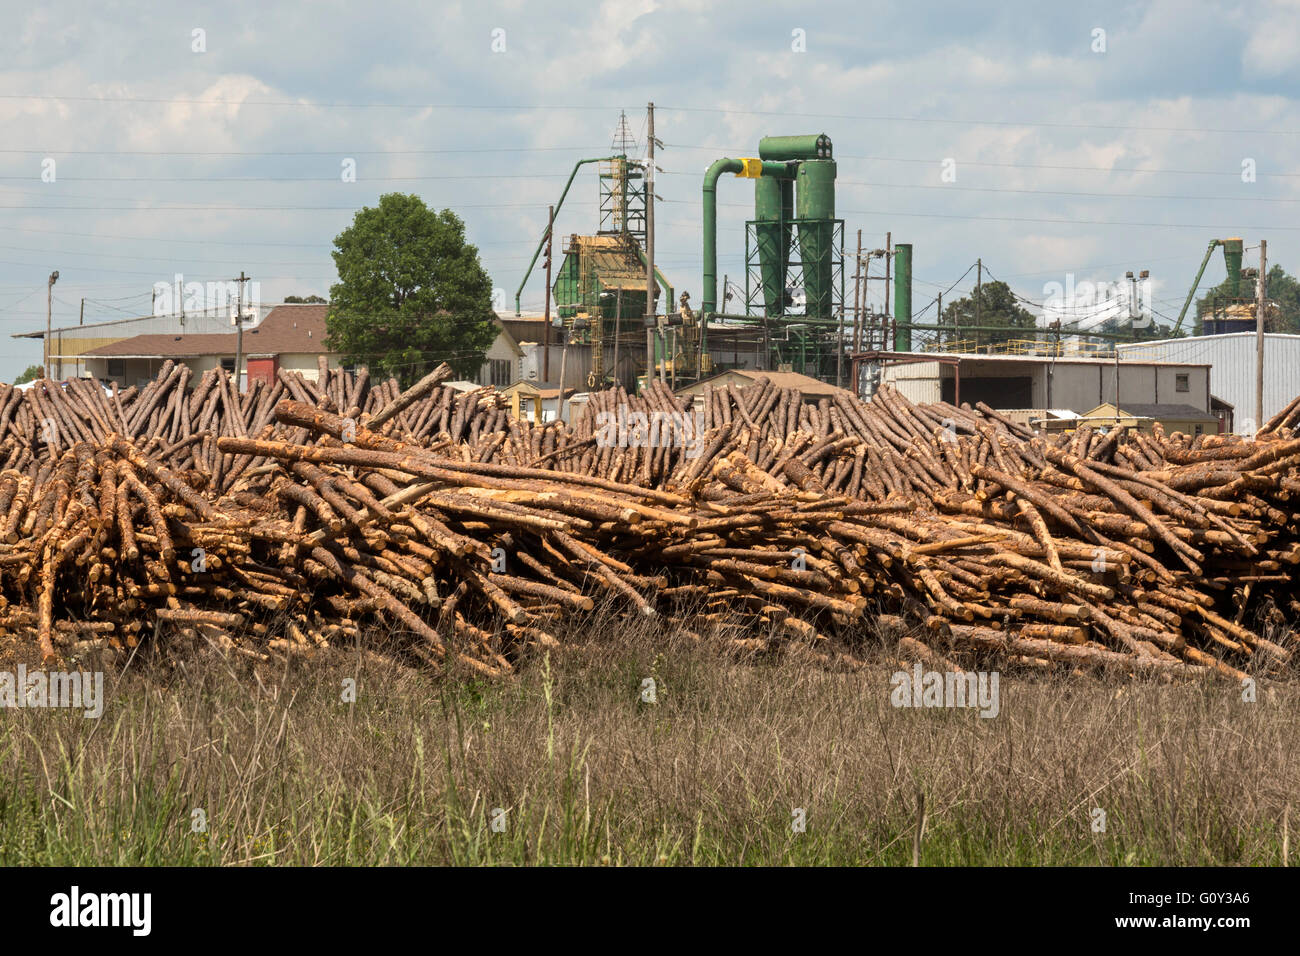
[2, 0, 1300, 380]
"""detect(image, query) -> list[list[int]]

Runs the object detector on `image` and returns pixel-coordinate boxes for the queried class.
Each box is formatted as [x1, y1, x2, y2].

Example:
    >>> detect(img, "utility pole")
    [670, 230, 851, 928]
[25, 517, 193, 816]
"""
[863, 251, 872, 350]
[612, 288, 622, 389]
[543, 205, 554, 382]
[851, 230, 863, 354]
[836, 298, 843, 390]
[645, 101, 657, 392]
[79, 297, 85, 327]
[883, 231, 894, 325]
[884, 232, 892, 350]
[234, 271, 247, 393]
[45, 270, 59, 381]
[557, 332, 569, 423]
[1257, 239, 1267, 433]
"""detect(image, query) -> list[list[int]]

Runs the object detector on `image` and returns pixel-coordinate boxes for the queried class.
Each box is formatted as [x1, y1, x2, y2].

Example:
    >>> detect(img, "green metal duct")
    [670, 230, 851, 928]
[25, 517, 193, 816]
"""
[702, 157, 793, 321]
[1223, 237, 1243, 298]
[795, 159, 836, 319]
[759, 134, 832, 160]
[702, 158, 743, 323]
[893, 243, 913, 351]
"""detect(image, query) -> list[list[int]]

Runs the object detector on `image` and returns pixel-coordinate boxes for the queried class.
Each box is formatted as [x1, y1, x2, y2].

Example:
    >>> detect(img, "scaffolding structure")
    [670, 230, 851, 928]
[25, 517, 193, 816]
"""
[740, 218, 846, 381]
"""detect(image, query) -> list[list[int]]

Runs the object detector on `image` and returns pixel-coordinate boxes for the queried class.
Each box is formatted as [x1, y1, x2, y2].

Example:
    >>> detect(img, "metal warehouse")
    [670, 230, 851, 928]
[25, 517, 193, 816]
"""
[860, 351, 1212, 420]
[1118, 332, 1300, 434]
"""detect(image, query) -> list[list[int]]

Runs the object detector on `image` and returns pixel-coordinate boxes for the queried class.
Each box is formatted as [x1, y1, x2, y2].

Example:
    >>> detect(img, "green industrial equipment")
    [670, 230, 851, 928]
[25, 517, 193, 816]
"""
[515, 115, 674, 387]
[1173, 237, 1247, 335]
[700, 134, 845, 380]
[893, 243, 912, 352]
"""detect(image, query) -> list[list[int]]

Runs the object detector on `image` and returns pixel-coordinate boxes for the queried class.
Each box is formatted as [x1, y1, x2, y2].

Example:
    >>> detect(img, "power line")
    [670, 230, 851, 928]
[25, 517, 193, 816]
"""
[0, 93, 625, 111]
[0, 173, 574, 182]
[657, 105, 1300, 137]
[0, 145, 607, 156]
[663, 143, 1300, 178]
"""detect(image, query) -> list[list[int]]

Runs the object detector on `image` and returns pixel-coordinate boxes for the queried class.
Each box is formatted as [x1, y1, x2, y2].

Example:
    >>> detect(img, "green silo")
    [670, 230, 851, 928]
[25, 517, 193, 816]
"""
[754, 176, 794, 316]
[795, 159, 836, 319]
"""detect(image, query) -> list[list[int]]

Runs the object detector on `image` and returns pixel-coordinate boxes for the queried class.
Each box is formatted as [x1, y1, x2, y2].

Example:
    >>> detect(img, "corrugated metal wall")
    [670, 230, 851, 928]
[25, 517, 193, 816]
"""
[1119, 333, 1300, 433]
[877, 361, 942, 403]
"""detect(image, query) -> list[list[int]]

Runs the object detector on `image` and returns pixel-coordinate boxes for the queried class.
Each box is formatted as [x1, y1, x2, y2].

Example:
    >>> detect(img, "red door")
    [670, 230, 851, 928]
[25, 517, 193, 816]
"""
[247, 356, 277, 389]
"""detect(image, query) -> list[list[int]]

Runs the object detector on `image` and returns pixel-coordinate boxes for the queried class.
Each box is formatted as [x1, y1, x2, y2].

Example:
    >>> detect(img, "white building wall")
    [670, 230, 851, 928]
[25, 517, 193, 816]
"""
[1119, 333, 1300, 433]
[874, 355, 1211, 415]
[278, 352, 341, 383]
[475, 333, 523, 387]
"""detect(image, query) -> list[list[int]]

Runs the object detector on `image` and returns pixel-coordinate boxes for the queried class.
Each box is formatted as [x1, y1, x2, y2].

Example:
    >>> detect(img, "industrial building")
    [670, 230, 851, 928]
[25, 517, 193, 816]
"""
[859, 350, 1224, 434]
[1118, 332, 1300, 433]
[515, 128, 844, 389]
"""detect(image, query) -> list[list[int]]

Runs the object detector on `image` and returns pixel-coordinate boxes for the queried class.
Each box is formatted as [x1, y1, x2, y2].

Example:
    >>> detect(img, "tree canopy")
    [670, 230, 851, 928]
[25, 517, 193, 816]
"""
[13, 364, 42, 385]
[932, 280, 1037, 348]
[284, 294, 327, 304]
[326, 194, 497, 385]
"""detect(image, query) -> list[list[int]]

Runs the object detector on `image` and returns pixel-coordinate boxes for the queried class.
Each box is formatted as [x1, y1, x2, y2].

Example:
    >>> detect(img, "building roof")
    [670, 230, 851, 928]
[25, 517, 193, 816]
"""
[499, 316, 556, 345]
[82, 304, 332, 358]
[679, 368, 853, 399]
[501, 380, 576, 399]
[875, 350, 1210, 369]
[1082, 402, 1217, 421]
[1119, 331, 1300, 350]
[1117, 402, 1218, 420]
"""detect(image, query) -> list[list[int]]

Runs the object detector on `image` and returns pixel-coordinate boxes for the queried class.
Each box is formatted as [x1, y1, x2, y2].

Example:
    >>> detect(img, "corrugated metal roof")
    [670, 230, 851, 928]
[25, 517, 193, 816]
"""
[885, 350, 1209, 368]
[1118, 332, 1300, 432]
[1119, 403, 1217, 420]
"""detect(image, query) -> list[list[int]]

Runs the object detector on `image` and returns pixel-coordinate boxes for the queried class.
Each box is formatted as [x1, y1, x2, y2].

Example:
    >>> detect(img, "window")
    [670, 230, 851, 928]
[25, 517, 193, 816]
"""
[1175, 373, 1189, 392]
[106, 359, 125, 378]
[220, 357, 236, 373]
[489, 358, 512, 387]
[1194, 424, 1204, 436]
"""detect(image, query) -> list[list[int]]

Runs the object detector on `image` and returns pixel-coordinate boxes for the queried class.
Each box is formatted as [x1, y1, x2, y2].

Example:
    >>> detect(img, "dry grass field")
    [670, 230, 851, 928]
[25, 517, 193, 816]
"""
[1, 611, 1294, 866]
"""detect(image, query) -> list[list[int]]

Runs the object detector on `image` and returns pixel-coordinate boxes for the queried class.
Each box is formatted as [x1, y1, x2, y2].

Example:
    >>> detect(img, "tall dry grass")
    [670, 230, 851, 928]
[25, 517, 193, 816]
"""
[0, 610, 1294, 865]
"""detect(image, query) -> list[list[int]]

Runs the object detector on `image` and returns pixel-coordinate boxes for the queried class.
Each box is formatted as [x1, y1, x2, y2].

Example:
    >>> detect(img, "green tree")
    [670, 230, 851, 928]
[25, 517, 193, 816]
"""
[934, 280, 1037, 348]
[284, 294, 327, 304]
[13, 364, 43, 384]
[326, 194, 497, 384]
[1196, 264, 1300, 333]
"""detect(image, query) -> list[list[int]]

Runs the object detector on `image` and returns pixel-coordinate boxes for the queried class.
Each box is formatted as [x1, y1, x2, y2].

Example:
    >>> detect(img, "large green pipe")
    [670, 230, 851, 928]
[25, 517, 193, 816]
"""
[759, 134, 832, 160]
[702, 157, 793, 321]
[796, 159, 836, 319]
[702, 158, 743, 323]
[1223, 237, 1243, 298]
[514, 155, 624, 315]
[893, 243, 912, 351]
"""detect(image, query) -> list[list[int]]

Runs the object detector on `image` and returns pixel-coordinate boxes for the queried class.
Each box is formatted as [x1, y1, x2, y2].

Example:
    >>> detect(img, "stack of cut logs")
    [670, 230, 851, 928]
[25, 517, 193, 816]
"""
[1, 359, 1298, 681]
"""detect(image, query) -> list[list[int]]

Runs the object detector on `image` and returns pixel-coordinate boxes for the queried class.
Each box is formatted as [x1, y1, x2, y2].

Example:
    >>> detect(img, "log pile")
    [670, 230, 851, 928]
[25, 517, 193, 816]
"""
[1, 363, 1298, 682]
